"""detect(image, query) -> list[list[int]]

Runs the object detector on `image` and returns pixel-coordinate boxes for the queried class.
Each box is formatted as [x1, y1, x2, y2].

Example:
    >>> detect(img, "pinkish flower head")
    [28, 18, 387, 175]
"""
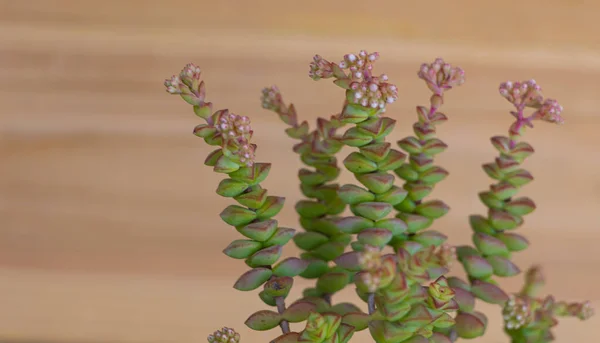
[348, 74, 398, 110]
[418, 58, 465, 93]
[207, 327, 240, 343]
[261, 85, 284, 112]
[534, 98, 564, 124]
[337, 50, 398, 110]
[503, 294, 532, 330]
[339, 50, 380, 75]
[179, 63, 202, 87]
[499, 79, 544, 109]
[358, 245, 382, 272]
[215, 111, 253, 143]
[576, 301, 594, 320]
[214, 111, 255, 167]
[164, 75, 186, 94]
[308, 54, 334, 80]
[436, 244, 456, 268]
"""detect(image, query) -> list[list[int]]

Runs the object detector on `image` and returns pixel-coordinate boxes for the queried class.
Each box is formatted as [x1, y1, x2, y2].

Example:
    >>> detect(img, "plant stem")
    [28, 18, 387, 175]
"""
[323, 293, 332, 306]
[367, 293, 376, 315]
[275, 296, 290, 334]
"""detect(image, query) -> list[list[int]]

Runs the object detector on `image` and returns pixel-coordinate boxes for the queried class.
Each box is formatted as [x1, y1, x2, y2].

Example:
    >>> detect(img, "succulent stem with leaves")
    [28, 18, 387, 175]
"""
[164, 65, 311, 337]
[261, 86, 352, 303]
[393, 59, 464, 264]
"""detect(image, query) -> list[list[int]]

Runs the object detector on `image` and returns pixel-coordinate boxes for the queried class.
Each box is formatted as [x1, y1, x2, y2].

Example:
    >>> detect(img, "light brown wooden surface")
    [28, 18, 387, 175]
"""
[1, 1, 599, 342]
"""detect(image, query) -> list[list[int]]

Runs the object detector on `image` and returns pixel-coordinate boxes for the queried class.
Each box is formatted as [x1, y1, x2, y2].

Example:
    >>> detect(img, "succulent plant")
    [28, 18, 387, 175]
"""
[163, 50, 593, 343]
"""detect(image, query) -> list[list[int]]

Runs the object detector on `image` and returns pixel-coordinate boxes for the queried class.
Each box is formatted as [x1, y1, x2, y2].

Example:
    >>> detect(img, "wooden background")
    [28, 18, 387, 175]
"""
[1, 1, 599, 342]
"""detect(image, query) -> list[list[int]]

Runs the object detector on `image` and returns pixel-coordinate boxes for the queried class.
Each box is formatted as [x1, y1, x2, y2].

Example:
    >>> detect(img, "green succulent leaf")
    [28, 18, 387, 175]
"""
[472, 232, 508, 256]
[415, 200, 450, 219]
[273, 257, 309, 277]
[282, 301, 318, 322]
[355, 172, 395, 194]
[495, 232, 529, 251]
[411, 230, 447, 247]
[375, 186, 408, 206]
[360, 142, 392, 162]
[317, 271, 351, 294]
[264, 227, 296, 246]
[454, 312, 486, 339]
[233, 267, 272, 291]
[333, 216, 374, 234]
[419, 166, 449, 185]
[223, 239, 263, 259]
[351, 202, 393, 221]
[216, 178, 249, 197]
[343, 152, 378, 174]
[461, 255, 494, 279]
[228, 162, 271, 185]
[238, 219, 278, 242]
[397, 136, 423, 154]
[374, 218, 407, 236]
[271, 332, 301, 343]
[220, 205, 257, 226]
[299, 258, 329, 279]
[470, 280, 509, 304]
[486, 255, 521, 277]
[398, 213, 433, 234]
[256, 196, 286, 219]
[337, 184, 375, 205]
[395, 164, 420, 181]
[377, 149, 406, 172]
[296, 200, 329, 218]
[504, 197, 536, 216]
[342, 312, 371, 331]
[245, 309, 282, 331]
[246, 245, 282, 267]
[294, 232, 329, 250]
[264, 276, 294, 298]
[452, 287, 476, 312]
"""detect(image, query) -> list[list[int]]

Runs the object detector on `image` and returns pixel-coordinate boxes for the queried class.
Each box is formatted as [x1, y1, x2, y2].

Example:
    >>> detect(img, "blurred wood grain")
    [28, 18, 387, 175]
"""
[1, 1, 599, 342]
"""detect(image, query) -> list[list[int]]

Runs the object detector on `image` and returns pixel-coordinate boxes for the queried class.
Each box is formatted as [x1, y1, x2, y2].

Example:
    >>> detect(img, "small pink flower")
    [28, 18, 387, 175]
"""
[358, 245, 383, 272]
[503, 294, 532, 330]
[534, 98, 564, 124]
[308, 54, 334, 80]
[499, 79, 544, 109]
[261, 86, 284, 112]
[418, 58, 465, 93]
[164, 75, 185, 94]
[180, 63, 202, 84]
[214, 111, 256, 167]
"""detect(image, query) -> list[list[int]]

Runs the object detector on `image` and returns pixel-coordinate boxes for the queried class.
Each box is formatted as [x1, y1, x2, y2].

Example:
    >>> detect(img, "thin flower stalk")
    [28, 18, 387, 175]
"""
[165, 65, 305, 337]
[393, 58, 464, 279]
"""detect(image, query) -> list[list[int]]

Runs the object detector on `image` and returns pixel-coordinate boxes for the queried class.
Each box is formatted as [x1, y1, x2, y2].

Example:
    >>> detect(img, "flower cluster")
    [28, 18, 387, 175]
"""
[261, 85, 285, 112]
[308, 54, 334, 80]
[503, 295, 532, 330]
[498, 79, 544, 109]
[358, 245, 383, 272]
[356, 246, 384, 293]
[164, 63, 203, 94]
[432, 244, 456, 268]
[342, 51, 398, 109]
[418, 58, 465, 93]
[532, 98, 565, 124]
[164, 75, 185, 94]
[214, 110, 255, 167]
[207, 327, 240, 343]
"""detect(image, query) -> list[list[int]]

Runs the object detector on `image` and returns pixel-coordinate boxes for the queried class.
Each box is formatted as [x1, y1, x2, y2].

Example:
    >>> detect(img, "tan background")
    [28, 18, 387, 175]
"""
[1, 1, 599, 342]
